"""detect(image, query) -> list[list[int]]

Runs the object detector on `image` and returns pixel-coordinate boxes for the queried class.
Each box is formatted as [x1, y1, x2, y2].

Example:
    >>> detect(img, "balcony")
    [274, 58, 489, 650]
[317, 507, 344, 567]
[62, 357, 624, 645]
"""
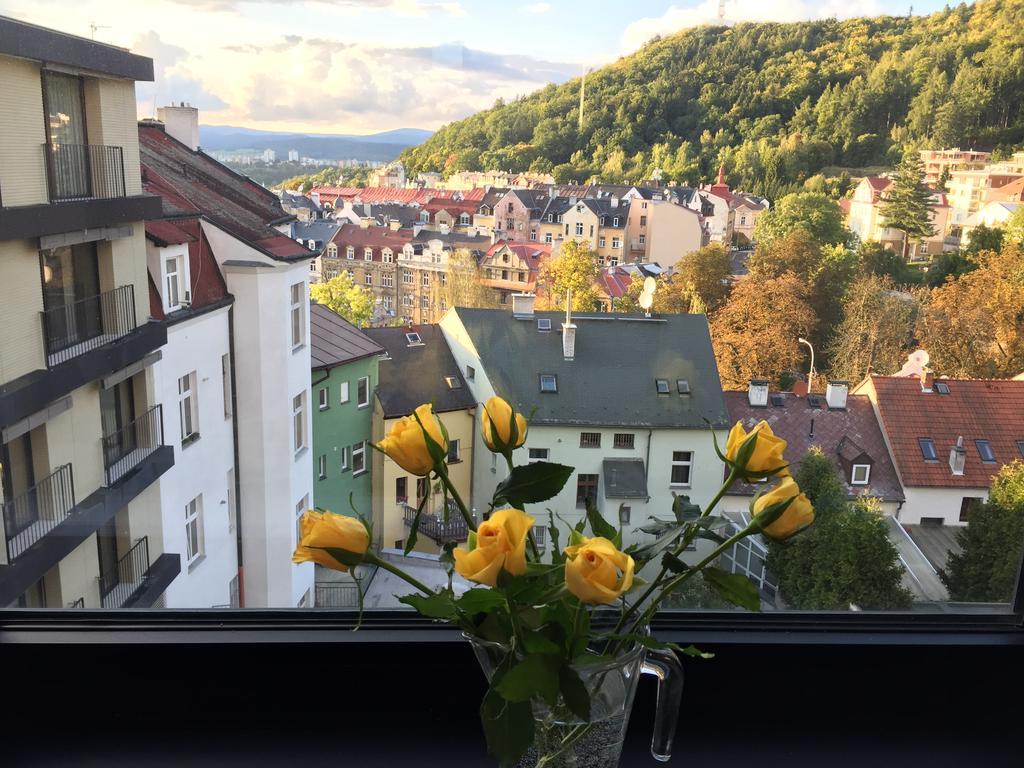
[1, 463, 75, 564]
[97, 535, 180, 609]
[315, 581, 360, 608]
[44, 143, 126, 203]
[103, 405, 165, 486]
[401, 504, 547, 549]
[41, 284, 136, 367]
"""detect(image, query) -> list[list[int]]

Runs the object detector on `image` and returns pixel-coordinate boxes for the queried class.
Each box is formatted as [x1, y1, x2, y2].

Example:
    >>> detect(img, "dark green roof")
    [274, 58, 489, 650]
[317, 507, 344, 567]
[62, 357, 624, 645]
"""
[451, 308, 729, 429]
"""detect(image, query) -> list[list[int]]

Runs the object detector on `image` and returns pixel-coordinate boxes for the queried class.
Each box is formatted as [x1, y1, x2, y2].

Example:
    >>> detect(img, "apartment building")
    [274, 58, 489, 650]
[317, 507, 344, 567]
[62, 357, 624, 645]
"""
[0, 18, 178, 608]
[919, 148, 991, 184]
[846, 176, 951, 259]
[479, 240, 550, 305]
[140, 111, 316, 608]
[947, 167, 1023, 226]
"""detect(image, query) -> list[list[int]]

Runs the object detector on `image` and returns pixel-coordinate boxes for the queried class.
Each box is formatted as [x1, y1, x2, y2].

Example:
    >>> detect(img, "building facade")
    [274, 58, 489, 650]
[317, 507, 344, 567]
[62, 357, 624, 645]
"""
[846, 176, 950, 259]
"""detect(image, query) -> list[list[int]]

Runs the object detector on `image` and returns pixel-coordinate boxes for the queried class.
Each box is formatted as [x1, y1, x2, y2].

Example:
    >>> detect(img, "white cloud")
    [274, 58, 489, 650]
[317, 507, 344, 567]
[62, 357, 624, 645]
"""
[622, 0, 885, 52]
[524, 2, 551, 12]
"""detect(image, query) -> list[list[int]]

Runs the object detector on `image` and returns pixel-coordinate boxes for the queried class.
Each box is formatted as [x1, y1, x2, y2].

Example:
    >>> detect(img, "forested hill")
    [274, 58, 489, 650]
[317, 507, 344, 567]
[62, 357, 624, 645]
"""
[399, 0, 1024, 199]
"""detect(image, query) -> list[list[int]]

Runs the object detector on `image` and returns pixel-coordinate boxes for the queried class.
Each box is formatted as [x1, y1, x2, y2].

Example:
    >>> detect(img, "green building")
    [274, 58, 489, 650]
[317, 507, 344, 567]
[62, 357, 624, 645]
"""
[310, 302, 383, 526]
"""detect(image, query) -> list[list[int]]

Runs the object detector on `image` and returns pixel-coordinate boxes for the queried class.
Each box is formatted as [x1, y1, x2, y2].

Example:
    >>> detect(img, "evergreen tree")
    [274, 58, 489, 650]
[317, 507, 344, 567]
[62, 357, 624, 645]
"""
[879, 151, 936, 260]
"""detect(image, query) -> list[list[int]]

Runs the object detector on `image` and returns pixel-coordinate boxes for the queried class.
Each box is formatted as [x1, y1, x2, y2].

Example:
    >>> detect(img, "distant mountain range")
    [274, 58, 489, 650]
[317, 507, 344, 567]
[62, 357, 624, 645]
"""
[199, 125, 432, 163]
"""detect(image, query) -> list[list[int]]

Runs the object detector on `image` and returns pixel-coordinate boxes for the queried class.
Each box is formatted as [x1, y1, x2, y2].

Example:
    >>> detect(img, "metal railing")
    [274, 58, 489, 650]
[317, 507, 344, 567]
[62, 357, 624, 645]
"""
[1, 463, 76, 563]
[402, 503, 470, 544]
[44, 142, 126, 202]
[41, 284, 136, 367]
[99, 536, 150, 609]
[314, 582, 360, 608]
[68, 597, 85, 609]
[103, 405, 164, 486]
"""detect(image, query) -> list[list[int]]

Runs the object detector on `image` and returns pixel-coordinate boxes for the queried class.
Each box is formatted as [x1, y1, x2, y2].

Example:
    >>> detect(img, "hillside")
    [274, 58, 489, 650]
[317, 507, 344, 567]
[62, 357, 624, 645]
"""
[200, 125, 432, 162]
[399, 0, 1024, 198]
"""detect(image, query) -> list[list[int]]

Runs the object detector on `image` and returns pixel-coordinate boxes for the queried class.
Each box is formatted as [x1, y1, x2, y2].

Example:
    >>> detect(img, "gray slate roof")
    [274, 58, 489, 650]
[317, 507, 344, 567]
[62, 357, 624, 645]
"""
[451, 308, 729, 429]
[363, 324, 476, 418]
[310, 302, 384, 369]
[292, 220, 341, 251]
[603, 459, 649, 499]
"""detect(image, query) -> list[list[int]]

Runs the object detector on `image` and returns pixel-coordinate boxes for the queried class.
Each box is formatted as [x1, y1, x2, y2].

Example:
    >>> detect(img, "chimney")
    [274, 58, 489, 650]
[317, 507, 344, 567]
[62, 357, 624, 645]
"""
[156, 103, 199, 151]
[950, 436, 966, 476]
[610, 196, 619, 208]
[389, 219, 401, 231]
[512, 293, 535, 318]
[747, 380, 769, 407]
[920, 370, 934, 392]
[825, 380, 849, 410]
[562, 288, 576, 360]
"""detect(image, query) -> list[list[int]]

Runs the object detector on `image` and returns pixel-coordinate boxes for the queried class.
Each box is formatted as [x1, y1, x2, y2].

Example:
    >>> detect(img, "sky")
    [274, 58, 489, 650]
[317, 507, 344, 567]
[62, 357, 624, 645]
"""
[4, 0, 954, 135]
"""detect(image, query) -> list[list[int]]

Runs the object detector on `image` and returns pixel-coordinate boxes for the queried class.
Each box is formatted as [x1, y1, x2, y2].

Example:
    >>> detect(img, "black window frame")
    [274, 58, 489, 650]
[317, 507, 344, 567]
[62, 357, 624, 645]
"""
[539, 374, 557, 393]
[975, 439, 996, 463]
[919, 437, 938, 461]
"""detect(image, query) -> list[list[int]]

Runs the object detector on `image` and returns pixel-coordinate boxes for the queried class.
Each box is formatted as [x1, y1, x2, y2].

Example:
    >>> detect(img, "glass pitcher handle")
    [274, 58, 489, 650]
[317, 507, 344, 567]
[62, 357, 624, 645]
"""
[641, 647, 684, 762]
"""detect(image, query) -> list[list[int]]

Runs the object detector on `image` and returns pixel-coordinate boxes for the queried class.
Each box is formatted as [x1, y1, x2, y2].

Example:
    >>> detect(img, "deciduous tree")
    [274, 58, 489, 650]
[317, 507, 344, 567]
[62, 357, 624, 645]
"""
[537, 240, 601, 312]
[310, 272, 374, 328]
[751, 192, 849, 247]
[444, 249, 499, 310]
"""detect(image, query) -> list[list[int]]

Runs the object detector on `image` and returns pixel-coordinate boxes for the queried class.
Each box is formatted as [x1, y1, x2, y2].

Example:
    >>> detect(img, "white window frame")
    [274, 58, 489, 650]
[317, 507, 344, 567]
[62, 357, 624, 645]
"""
[164, 251, 188, 312]
[403, 271, 413, 284]
[185, 495, 204, 567]
[290, 282, 305, 349]
[544, 232, 553, 244]
[318, 454, 327, 480]
[221, 353, 232, 420]
[357, 376, 370, 408]
[365, 273, 373, 286]
[459, 213, 470, 225]
[851, 464, 871, 485]
[364, 247, 373, 261]
[318, 387, 329, 410]
[226, 469, 236, 534]
[612, 237, 621, 249]
[340, 445, 350, 472]
[327, 243, 337, 258]
[575, 222, 584, 236]
[339, 381, 350, 404]
[179, 371, 199, 445]
[383, 272, 394, 288]
[293, 392, 307, 456]
[599, 236, 606, 248]
[352, 441, 366, 476]
[670, 451, 693, 488]
[295, 495, 309, 547]
[346, 246, 354, 259]
[382, 248, 393, 263]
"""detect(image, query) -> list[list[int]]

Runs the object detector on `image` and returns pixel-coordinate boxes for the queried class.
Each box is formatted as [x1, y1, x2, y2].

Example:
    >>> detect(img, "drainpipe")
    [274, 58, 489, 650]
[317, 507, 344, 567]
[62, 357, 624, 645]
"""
[227, 302, 245, 607]
[644, 428, 653, 502]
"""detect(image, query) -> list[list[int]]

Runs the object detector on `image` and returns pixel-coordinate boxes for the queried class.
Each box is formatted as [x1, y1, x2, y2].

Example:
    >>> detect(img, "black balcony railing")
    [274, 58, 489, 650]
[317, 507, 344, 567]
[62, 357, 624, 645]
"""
[314, 582, 360, 608]
[44, 142, 126, 202]
[68, 597, 85, 609]
[402, 503, 470, 544]
[41, 284, 136, 367]
[99, 535, 149, 609]
[103, 405, 164, 486]
[2, 463, 76, 563]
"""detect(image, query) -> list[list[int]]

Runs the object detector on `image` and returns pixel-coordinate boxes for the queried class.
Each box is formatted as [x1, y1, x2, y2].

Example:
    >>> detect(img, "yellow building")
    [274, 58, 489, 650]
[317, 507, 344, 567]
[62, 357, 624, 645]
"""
[365, 325, 476, 554]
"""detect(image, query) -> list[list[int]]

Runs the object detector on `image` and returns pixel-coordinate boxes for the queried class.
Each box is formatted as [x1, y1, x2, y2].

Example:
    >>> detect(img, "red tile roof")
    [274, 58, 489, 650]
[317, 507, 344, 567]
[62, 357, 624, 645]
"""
[145, 219, 196, 247]
[855, 375, 1024, 488]
[328, 223, 413, 262]
[139, 122, 308, 261]
[144, 217, 229, 320]
[599, 267, 637, 299]
[723, 390, 904, 502]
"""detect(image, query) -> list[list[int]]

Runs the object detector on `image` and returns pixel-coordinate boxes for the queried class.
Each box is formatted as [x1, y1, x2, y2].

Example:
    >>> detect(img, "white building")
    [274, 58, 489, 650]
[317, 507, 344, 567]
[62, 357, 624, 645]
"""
[141, 108, 316, 608]
[439, 298, 731, 551]
[262, 148, 277, 163]
[288, 149, 299, 162]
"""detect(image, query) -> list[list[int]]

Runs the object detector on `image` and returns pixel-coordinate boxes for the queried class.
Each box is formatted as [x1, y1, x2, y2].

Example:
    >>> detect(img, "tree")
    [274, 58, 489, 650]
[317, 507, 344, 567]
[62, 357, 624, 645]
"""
[444, 249, 499, 310]
[826, 274, 920, 382]
[916, 245, 1024, 377]
[537, 240, 601, 312]
[924, 250, 978, 288]
[1005, 207, 1024, 245]
[767, 449, 913, 610]
[857, 241, 920, 285]
[965, 223, 1004, 255]
[941, 462, 1024, 603]
[709, 272, 816, 390]
[879, 151, 936, 260]
[660, 244, 732, 313]
[310, 272, 374, 328]
[752, 192, 849, 247]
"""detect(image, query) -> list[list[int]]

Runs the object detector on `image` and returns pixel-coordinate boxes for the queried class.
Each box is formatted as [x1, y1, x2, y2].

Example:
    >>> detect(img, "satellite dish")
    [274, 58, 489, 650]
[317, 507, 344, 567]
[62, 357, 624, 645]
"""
[643, 276, 657, 294]
[639, 292, 653, 310]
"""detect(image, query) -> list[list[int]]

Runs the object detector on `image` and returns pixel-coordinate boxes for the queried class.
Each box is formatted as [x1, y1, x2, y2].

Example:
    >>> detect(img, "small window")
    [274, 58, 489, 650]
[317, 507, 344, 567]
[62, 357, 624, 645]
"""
[406, 332, 422, 345]
[576, 474, 599, 508]
[851, 464, 871, 485]
[807, 394, 824, 409]
[619, 505, 631, 525]
[1017, 440, 1024, 459]
[671, 451, 693, 487]
[340, 446, 350, 472]
[318, 387, 329, 410]
[934, 381, 950, 394]
[539, 374, 557, 393]
[960, 497, 983, 523]
[919, 438, 938, 461]
[528, 448, 549, 462]
[975, 440, 996, 463]
[537, 318, 552, 332]
[290, 282, 305, 349]
[352, 442, 366, 475]
[221, 353, 232, 419]
[185, 495, 204, 566]
[396, 476, 408, 503]
[580, 432, 601, 449]
[445, 376, 461, 389]
[293, 393, 307, 455]
[448, 439, 461, 463]
[676, 379, 690, 395]
[655, 379, 670, 394]
[357, 377, 370, 407]
[613, 433, 635, 450]
[295, 495, 308, 546]
[318, 454, 327, 480]
[364, 273, 373, 286]
[770, 393, 785, 407]
[179, 372, 199, 444]
[339, 381, 350, 404]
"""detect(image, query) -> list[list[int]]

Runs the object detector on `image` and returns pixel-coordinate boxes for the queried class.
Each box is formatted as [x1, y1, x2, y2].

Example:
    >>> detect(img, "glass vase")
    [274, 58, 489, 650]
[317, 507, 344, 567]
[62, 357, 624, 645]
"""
[466, 631, 684, 767]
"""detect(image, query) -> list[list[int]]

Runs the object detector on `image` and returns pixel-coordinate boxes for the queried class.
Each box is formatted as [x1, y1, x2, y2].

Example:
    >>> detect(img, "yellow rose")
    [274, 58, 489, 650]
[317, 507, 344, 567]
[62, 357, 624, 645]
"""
[752, 476, 815, 541]
[292, 510, 370, 572]
[564, 536, 635, 605]
[453, 508, 535, 586]
[725, 420, 790, 477]
[482, 396, 528, 456]
[377, 403, 448, 476]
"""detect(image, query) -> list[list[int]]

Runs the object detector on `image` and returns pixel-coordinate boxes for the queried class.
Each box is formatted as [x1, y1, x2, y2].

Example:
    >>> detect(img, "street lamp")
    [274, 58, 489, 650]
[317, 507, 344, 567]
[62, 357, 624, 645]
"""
[798, 337, 815, 393]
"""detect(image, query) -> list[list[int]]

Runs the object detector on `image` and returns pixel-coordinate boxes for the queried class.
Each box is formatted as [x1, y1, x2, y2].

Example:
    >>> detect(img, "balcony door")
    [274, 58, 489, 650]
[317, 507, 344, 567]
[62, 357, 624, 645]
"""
[42, 71, 90, 200]
[1, 433, 37, 541]
[100, 379, 137, 468]
[40, 243, 102, 354]
[96, 519, 119, 600]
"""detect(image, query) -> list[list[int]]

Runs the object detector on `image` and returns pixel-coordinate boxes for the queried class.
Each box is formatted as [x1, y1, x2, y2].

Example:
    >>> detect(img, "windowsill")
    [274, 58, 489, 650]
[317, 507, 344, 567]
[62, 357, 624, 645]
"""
[318, 406, 329, 412]
[447, 458, 462, 465]
[187, 554, 206, 574]
[318, 475, 326, 481]
[669, 484, 692, 489]
[292, 344, 305, 355]
[357, 403, 370, 409]
[353, 470, 367, 478]
[181, 433, 201, 449]
[294, 447, 308, 461]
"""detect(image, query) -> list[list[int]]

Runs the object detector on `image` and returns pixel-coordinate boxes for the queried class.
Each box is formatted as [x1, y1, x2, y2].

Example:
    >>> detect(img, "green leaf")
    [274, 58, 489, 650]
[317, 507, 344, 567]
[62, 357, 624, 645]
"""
[496, 653, 561, 705]
[661, 551, 688, 574]
[397, 591, 458, 619]
[676, 644, 715, 660]
[702, 567, 761, 612]
[493, 461, 574, 507]
[559, 666, 591, 722]
[522, 632, 562, 656]
[695, 515, 733, 531]
[672, 495, 702, 522]
[548, 511, 564, 564]
[457, 588, 506, 616]
[481, 684, 535, 768]
[403, 493, 429, 555]
[585, 497, 620, 547]
[696, 529, 728, 545]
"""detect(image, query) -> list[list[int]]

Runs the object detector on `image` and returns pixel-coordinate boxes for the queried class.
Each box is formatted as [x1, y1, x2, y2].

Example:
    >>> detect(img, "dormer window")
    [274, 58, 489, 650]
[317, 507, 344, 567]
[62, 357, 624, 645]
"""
[612, 217, 620, 226]
[346, 246, 354, 259]
[975, 440, 996, 463]
[547, 213, 554, 222]
[459, 213, 470, 225]
[655, 379, 670, 395]
[364, 248, 373, 261]
[419, 211, 429, 222]
[327, 244, 337, 258]
[851, 464, 871, 485]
